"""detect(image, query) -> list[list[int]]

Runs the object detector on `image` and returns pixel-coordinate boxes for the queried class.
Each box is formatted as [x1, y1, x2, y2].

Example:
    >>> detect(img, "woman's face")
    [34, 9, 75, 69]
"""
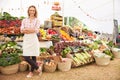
[28, 7, 36, 17]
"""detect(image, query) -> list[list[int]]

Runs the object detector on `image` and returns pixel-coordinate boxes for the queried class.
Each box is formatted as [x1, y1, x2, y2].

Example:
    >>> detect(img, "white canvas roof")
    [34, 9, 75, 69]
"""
[0, 0, 120, 33]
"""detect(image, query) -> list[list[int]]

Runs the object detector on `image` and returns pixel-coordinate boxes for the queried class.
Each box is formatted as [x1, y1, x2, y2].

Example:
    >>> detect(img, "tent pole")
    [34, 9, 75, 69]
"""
[112, 0, 119, 44]
[112, 0, 115, 43]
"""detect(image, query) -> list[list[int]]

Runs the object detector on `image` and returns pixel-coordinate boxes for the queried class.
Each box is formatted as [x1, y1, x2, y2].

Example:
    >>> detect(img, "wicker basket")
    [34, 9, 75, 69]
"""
[1, 64, 19, 75]
[43, 63, 57, 72]
[19, 61, 28, 72]
[58, 58, 72, 71]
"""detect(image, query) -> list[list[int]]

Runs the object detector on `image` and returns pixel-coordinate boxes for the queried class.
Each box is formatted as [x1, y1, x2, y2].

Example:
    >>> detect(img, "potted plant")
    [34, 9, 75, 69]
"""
[0, 41, 22, 74]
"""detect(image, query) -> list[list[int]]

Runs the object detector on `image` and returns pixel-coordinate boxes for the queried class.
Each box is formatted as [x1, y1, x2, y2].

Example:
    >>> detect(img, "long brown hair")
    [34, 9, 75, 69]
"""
[27, 5, 38, 18]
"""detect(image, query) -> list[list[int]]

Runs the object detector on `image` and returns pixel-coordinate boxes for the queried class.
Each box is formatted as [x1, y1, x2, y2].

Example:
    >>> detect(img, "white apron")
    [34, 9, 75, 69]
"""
[23, 33, 40, 56]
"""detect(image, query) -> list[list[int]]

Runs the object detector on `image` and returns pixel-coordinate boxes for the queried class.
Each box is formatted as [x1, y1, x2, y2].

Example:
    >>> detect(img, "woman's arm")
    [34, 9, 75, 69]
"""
[20, 18, 40, 34]
[21, 19, 36, 34]
[34, 19, 40, 33]
[23, 27, 36, 34]
[20, 19, 25, 33]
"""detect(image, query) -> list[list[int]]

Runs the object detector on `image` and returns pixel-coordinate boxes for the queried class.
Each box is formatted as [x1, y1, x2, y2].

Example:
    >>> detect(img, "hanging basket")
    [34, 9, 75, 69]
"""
[0, 64, 19, 75]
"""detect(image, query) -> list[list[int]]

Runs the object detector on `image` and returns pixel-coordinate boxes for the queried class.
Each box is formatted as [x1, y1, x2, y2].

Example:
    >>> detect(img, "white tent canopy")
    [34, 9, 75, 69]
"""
[64, 0, 120, 34]
[0, 0, 120, 34]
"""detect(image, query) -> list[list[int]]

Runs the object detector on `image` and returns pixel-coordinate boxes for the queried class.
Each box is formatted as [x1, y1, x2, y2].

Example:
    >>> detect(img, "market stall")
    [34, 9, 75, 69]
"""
[0, 0, 120, 77]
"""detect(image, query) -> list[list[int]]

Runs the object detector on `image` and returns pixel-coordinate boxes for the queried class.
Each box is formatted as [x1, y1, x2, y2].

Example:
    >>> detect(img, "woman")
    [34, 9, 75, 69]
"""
[21, 5, 41, 78]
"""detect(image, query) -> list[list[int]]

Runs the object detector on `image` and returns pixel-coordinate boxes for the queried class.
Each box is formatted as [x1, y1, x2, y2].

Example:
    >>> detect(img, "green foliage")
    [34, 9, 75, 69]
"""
[64, 17, 81, 27]
[61, 47, 72, 58]
[0, 12, 18, 20]
[0, 53, 21, 66]
[64, 17, 89, 28]
[20, 16, 26, 20]
[103, 49, 114, 60]
[51, 35, 60, 41]
[0, 41, 22, 54]
[89, 42, 99, 50]
[40, 48, 47, 53]
[107, 41, 115, 47]
[94, 40, 102, 44]
[0, 41, 22, 66]
[0, 12, 25, 20]
[0, 12, 2, 18]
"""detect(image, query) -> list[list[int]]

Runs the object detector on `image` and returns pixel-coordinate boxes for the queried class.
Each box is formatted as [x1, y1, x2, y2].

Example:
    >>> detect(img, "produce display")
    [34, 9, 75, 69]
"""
[0, 11, 119, 74]
[60, 29, 74, 41]
[58, 43, 94, 67]
[54, 41, 82, 54]
[39, 28, 60, 42]
[53, 37, 117, 67]
[0, 12, 24, 42]
[71, 51, 93, 67]
[39, 28, 47, 40]
[0, 12, 24, 35]
[47, 28, 58, 35]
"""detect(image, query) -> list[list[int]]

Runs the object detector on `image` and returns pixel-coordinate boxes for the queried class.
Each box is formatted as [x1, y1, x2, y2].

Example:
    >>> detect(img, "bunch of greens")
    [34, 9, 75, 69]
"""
[40, 48, 47, 53]
[107, 41, 115, 48]
[0, 12, 18, 20]
[61, 47, 72, 58]
[0, 41, 22, 54]
[0, 41, 22, 66]
[103, 49, 114, 60]
[0, 53, 21, 66]
[88, 42, 99, 50]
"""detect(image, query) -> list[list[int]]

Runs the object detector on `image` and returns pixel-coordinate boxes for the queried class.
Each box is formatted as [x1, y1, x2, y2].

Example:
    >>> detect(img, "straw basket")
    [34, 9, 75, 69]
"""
[43, 63, 57, 72]
[58, 58, 72, 71]
[1, 64, 19, 75]
[19, 61, 28, 72]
